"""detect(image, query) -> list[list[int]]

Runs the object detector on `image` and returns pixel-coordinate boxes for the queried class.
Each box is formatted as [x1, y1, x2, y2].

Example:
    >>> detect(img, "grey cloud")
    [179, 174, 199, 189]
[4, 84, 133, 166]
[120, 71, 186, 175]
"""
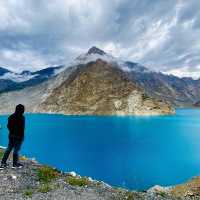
[0, 0, 200, 78]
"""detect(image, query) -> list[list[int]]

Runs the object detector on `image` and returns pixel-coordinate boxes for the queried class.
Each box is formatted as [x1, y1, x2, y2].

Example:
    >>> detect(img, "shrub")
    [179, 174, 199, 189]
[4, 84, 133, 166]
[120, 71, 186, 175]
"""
[23, 189, 33, 198]
[66, 176, 90, 187]
[38, 184, 51, 193]
[37, 166, 59, 183]
[0, 150, 4, 159]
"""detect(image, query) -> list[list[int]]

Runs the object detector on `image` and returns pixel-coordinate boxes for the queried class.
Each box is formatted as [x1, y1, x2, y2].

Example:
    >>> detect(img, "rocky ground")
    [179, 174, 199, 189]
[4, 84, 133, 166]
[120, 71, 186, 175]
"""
[0, 148, 200, 200]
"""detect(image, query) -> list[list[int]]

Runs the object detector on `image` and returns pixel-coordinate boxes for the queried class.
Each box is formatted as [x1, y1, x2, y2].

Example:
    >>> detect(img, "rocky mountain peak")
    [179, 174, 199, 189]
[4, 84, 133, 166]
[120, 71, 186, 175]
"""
[87, 46, 106, 55]
[38, 59, 174, 115]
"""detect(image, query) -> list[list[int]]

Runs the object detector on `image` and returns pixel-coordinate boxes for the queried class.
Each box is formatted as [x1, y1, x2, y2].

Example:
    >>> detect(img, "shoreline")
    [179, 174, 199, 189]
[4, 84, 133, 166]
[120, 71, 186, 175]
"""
[0, 110, 176, 117]
[0, 147, 200, 199]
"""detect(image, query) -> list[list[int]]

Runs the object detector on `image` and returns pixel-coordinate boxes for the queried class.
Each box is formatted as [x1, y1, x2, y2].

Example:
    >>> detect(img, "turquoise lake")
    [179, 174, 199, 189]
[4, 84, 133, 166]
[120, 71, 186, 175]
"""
[1, 109, 200, 190]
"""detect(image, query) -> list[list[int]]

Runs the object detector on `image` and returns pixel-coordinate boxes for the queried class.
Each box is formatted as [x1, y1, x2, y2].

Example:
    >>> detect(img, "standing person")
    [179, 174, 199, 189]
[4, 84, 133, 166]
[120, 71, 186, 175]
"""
[0, 104, 25, 169]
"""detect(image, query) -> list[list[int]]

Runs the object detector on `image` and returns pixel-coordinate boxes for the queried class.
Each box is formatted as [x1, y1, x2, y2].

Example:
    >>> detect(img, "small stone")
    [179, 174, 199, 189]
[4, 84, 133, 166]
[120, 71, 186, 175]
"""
[11, 175, 17, 180]
[67, 171, 76, 177]
[148, 185, 168, 194]
[31, 157, 37, 162]
[88, 177, 93, 182]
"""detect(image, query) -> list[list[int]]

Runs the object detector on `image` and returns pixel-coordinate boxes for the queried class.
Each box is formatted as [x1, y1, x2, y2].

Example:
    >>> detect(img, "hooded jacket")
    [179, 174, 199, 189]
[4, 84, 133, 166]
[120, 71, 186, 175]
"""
[7, 113, 25, 140]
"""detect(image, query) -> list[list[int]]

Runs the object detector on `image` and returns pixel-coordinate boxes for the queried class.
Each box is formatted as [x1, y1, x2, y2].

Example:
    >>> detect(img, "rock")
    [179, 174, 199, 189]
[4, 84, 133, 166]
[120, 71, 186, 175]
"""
[67, 171, 77, 177]
[11, 175, 17, 180]
[148, 185, 169, 194]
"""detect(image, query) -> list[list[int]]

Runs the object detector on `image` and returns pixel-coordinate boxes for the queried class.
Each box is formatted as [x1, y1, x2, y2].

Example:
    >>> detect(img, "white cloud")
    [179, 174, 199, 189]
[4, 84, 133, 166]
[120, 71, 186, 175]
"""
[0, 49, 49, 72]
[0, 0, 200, 78]
[164, 66, 200, 79]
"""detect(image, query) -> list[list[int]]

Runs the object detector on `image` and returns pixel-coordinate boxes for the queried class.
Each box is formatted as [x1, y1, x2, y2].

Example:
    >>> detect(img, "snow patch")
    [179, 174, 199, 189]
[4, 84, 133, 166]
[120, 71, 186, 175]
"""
[53, 66, 67, 75]
[71, 53, 117, 66]
[0, 72, 38, 82]
[70, 51, 152, 74]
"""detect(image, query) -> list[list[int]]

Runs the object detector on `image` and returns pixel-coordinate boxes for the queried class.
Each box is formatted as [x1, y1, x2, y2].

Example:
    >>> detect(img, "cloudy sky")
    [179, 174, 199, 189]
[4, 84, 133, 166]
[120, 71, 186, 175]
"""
[0, 0, 200, 78]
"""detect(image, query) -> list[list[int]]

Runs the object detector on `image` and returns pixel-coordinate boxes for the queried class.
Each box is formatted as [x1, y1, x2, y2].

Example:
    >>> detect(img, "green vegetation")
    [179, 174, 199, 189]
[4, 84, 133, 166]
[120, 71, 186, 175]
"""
[38, 184, 52, 193]
[0, 150, 4, 159]
[20, 155, 28, 161]
[66, 176, 90, 187]
[23, 189, 33, 198]
[158, 191, 168, 197]
[171, 177, 200, 198]
[37, 165, 59, 183]
[125, 191, 135, 200]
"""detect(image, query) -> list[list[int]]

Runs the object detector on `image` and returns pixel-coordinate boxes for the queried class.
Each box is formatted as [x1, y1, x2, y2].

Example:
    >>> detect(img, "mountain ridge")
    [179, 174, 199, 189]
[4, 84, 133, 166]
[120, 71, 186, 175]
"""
[0, 46, 199, 115]
[0, 65, 65, 93]
[38, 59, 173, 115]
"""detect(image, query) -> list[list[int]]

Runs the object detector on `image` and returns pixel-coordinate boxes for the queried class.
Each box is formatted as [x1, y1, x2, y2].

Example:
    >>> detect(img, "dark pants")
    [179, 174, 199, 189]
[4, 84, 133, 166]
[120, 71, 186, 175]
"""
[1, 137, 23, 165]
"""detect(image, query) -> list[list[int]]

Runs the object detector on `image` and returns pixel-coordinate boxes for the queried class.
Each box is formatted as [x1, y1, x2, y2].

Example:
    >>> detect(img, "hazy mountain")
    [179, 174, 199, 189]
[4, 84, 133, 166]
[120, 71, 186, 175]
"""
[0, 65, 65, 93]
[127, 68, 200, 107]
[0, 67, 11, 76]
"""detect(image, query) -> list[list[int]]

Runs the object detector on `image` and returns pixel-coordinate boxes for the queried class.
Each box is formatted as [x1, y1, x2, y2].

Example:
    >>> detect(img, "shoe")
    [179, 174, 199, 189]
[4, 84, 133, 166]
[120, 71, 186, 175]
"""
[12, 163, 23, 169]
[0, 163, 9, 169]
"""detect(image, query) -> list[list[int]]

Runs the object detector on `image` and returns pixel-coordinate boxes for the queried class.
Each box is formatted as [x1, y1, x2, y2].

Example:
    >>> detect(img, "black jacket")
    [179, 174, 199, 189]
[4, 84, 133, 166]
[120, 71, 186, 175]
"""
[7, 113, 25, 140]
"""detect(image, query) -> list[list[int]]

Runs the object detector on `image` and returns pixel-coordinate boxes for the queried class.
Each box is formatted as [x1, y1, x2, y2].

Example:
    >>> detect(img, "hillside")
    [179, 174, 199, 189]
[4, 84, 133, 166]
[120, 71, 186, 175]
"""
[0, 65, 64, 93]
[0, 148, 200, 200]
[128, 69, 200, 107]
[38, 59, 174, 115]
[74, 47, 200, 107]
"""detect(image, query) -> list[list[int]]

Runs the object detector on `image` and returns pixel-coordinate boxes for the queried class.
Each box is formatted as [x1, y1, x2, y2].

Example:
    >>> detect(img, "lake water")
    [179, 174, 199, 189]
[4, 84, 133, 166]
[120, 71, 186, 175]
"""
[0, 109, 200, 190]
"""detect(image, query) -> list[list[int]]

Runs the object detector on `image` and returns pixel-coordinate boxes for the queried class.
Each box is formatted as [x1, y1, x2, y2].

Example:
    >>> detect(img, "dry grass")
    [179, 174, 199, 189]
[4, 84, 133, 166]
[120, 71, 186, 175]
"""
[171, 177, 200, 198]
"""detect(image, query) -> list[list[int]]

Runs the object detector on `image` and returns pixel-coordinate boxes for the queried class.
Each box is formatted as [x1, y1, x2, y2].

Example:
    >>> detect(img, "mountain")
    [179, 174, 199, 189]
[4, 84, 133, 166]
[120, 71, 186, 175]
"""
[193, 100, 200, 107]
[0, 49, 174, 115]
[75, 47, 200, 107]
[0, 67, 11, 76]
[38, 59, 173, 115]
[0, 65, 65, 93]
[87, 46, 106, 55]
[127, 69, 200, 107]
[3, 46, 200, 115]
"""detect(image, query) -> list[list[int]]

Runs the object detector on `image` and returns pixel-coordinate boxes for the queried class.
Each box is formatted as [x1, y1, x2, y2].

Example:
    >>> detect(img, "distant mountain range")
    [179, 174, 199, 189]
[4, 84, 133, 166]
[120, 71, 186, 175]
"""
[0, 46, 199, 115]
[0, 65, 65, 93]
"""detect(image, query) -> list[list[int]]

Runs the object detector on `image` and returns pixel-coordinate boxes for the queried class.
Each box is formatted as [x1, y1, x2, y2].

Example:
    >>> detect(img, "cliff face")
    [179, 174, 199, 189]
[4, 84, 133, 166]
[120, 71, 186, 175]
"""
[38, 59, 174, 115]
[0, 66, 76, 114]
[128, 70, 200, 107]
[193, 100, 200, 107]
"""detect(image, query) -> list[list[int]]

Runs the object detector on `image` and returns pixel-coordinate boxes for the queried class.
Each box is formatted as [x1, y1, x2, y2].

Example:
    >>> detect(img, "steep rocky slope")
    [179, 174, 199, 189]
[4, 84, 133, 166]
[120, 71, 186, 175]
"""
[193, 100, 200, 107]
[38, 59, 174, 115]
[75, 47, 200, 107]
[128, 69, 200, 107]
[0, 66, 76, 114]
